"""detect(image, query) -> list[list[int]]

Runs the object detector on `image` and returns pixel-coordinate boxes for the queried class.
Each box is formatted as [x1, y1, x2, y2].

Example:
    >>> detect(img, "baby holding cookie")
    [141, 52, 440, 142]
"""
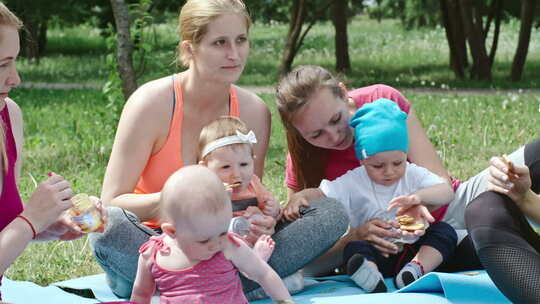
[290, 99, 458, 292]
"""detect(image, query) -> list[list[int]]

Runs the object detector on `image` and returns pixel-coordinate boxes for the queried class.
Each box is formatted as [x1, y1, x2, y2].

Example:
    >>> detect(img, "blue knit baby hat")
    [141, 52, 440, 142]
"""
[349, 98, 408, 160]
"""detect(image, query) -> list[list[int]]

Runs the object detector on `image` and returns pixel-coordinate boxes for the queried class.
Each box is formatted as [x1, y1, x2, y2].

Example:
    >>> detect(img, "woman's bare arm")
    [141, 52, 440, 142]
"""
[101, 80, 172, 221]
[406, 108, 451, 184]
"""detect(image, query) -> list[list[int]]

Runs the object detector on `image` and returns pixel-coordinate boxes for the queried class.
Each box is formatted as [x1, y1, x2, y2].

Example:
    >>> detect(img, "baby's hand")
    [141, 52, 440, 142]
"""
[388, 194, 422, 213]
[261, 195, 281, 219]
[395, 204, 433, 239]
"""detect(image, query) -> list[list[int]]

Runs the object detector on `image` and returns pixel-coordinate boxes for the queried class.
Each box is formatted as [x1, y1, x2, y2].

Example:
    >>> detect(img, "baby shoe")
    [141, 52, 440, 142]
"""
[347, 253, 387, 293]
[395, 261, 424, 289]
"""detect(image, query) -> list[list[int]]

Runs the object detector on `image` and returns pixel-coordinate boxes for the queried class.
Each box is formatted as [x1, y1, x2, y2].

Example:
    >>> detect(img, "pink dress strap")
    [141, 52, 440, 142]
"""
[139, 234, 170, 255]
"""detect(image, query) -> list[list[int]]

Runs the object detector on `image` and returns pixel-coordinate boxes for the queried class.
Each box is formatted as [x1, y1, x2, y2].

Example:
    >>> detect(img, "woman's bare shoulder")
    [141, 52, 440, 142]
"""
[234, 85, 270, 117]
[122, 76, 175, 121]
[5, 98, 22, 129]
[5, 98, 21, 117]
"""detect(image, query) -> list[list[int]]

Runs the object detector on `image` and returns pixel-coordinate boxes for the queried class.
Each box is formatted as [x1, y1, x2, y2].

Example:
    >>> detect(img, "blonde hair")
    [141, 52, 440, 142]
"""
[177, 0, 251, 66]
[198, 116, 252, 162]
[161, 165, 230, 226]
[275, 65, 346, 189]
[0, 3, 22, 173]
[0, 3, 22, 29]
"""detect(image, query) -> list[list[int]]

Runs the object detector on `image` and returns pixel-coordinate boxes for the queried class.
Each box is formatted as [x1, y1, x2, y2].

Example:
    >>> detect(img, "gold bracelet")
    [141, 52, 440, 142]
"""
[275, 300, 295, 304]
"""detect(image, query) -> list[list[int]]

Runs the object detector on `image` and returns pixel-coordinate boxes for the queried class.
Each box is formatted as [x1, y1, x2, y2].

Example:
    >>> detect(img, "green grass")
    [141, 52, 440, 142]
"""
[6, 88, 117, 284]
[16, 16, 540, 88]
[5, 87, 540, 285]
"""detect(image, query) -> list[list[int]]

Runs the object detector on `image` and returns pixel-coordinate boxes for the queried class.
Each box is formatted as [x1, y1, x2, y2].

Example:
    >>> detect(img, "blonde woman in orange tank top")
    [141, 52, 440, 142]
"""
[89, 0, 271, 298]
[90, 0, 348, 300]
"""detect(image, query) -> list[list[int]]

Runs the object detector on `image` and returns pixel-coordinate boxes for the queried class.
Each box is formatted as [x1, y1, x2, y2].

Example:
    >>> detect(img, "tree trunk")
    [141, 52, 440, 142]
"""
[459, 0, 491, 80]
[376, 0, 382, 23]
[488, 0, 502, 68]
[440, 0, 467, 78]
[333, 0, 350, 73]
[454, 2, 468, 68]
[279, 0, 334, 77]
[38, 20, 48, 56]
[19, 17, 40, 62]
[511, 0, 537, 81]
[279, 0, 307, 76]
[110, 0, 138, 100]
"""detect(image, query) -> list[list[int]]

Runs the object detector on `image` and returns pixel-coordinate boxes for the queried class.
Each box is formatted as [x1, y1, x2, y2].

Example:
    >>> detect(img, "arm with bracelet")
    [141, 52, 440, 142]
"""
[0, 171, 74, 276]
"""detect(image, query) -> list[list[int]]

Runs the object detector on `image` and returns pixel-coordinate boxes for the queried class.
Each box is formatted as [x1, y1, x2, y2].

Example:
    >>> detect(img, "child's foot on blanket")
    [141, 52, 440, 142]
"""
[395, 261, 424, 289]
[253, 235, 275, 262]
[346, 253, 387, 293]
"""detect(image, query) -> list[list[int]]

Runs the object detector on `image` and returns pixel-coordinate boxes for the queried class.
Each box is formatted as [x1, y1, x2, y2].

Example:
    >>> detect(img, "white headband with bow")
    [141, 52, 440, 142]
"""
[201, 130, 257, 158]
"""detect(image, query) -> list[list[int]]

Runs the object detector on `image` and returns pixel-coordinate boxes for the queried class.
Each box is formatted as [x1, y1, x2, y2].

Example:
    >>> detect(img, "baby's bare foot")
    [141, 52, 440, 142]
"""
[253, 234, 275, 262]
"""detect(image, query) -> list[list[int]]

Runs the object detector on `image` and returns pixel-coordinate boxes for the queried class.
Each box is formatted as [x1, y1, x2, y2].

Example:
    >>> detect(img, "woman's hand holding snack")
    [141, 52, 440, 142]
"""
[488, 155, 532, 203]
[35, 213, 82, 241]
[20, 173, 73, 235]
[354, 219, 401, 257]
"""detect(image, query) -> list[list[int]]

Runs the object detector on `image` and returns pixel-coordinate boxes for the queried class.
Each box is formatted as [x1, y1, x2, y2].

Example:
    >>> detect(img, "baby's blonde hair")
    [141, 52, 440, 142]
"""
[198, 116, 252, 162]
[177, 0, 251, 66]
[161, 165, 230, 227]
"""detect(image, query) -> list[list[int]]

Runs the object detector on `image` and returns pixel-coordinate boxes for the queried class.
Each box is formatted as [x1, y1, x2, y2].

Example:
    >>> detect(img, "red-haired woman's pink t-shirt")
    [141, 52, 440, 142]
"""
[285, 84, 411, 190]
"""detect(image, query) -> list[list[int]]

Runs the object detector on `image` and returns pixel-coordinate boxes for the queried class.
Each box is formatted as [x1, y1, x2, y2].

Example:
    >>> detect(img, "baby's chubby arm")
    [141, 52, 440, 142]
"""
[130, 247, 157, 304]
[224, 234, 292, 302]
[388, 182, 454, 214]
[412, 182, 455, 206]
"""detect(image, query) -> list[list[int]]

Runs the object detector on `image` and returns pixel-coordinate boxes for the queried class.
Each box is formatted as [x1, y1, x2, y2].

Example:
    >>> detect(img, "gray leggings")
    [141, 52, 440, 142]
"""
[89, 197, 348, 298]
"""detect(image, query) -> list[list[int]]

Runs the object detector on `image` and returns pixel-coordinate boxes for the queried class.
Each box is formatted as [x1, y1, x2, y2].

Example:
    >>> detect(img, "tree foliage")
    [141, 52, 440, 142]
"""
[366, 0, 440, 29]
[440, 0, 538, 81]
[5, 0, 181, 61]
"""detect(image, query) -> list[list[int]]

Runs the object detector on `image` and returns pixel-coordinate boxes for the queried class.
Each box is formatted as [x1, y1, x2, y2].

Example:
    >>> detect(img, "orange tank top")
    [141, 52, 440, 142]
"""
[136, 73, 240, 228]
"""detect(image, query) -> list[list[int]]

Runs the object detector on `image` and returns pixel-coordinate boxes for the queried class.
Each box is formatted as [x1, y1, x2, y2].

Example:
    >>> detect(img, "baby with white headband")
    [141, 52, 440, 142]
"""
[198, 116, 282, 249]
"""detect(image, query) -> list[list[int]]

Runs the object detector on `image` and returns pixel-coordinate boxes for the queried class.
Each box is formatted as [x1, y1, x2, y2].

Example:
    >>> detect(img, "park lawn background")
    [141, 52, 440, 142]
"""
[6, 88, 540, 285]
[17, 15, 540, 89]
[4, 14, 540, 285]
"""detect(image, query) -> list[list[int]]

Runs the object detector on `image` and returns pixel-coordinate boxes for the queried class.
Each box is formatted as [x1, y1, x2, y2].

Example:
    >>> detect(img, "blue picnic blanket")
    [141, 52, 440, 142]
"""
[1, 271, 511, 303]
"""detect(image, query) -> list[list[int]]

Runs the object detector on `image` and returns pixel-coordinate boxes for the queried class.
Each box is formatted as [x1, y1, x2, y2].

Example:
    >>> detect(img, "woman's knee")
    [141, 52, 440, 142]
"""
[89, 207, 127, 246]
[88, 206, 153, 252]
[307, 197, 349, 235]
[465, 191, 511, 230]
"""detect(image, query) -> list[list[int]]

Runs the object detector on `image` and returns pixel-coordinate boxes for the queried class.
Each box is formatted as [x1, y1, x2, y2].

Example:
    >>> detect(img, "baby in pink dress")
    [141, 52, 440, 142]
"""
[130, 165, 292, 304]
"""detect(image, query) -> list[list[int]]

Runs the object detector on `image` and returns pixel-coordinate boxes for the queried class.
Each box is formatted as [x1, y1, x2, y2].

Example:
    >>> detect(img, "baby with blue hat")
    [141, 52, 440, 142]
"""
[349, 98, 408, 162]
[316, 98, 457, 293]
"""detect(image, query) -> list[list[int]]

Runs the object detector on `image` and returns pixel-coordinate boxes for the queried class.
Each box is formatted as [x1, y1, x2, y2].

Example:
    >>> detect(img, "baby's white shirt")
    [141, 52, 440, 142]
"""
[319, 162, 444, 229]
